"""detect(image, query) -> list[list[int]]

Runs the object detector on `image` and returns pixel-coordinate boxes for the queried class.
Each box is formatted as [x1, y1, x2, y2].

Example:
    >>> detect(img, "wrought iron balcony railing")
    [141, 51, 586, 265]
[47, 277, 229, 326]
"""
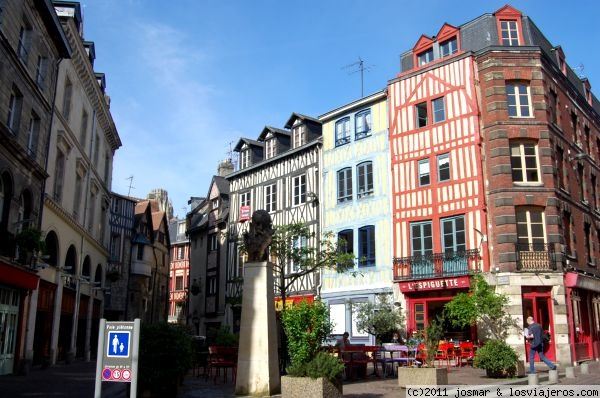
[393, 249, 480, 281]
[515, 243, 556, 271]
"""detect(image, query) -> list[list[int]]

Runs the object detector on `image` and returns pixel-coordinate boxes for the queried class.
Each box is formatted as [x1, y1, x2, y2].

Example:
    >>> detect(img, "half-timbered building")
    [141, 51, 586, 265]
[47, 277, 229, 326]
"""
[390, 5, 600, 365]
[225, 114, 323, 329]
[168, 217, 190, 323]
[319, 90, 393, 345]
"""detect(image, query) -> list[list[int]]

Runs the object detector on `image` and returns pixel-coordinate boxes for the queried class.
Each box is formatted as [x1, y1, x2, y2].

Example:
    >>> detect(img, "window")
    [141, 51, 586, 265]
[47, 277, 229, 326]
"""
[53, 150, 65, 203]
[416, 102, 428, 127]
[290, 235, 307, 273]
[441, 216, 466, 253]
[417, 48, 434, 66]
[584, 223, 592, 265]
[437, 153, 450, 182]
[7, 86, 23, 134]
[240, 191, 250, 207]
[175, 275, 184, 291]
[516, 206, 546, 250]
[432, 97, 445, 123]
[26, 112, 40, 158]
[212, 198, 219, 209]
[548, 90, 558, 125]
[358, 225, 375, 267]
[556, 147, 566, 190]
[337, 168, 352, 202]
[93, 134, 100, 165]
[411, 221, 433, 256]
[73, 173, 83, 221]
[335, 117, 351, 146]
[209, 233, 218, 251]
[35, 56, 48, 89]
[338, 229, 354, 256]
[507, 82, 531, 117]
[357, 161, 373, 198]
[592, 174, 598, 210]
[578, 164, 586, 203]
[136, 244, 144, 261]
[240, 149, 250, 168]
[418, 159, 430, 186]
[265, 183, 277, 212]
[80, 110, 89, 145]
[500, 20, 520, 46]
[88, 190, 96, 233]
[62, 78, 73, 121]
[510, 142, 539, 183]
[355, 109, 371, 139]
[292, 174, 306, 206]
[17, 24, 32, 63]
[177, 246, 184, 260]
[265, 138, 276, 159]
[293, 125, 306, 147]
[440, 37, 458, 57]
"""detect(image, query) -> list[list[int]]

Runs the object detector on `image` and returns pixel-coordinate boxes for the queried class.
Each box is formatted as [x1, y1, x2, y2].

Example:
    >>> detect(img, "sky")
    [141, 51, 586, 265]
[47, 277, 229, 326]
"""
[81, 1, 600, 218]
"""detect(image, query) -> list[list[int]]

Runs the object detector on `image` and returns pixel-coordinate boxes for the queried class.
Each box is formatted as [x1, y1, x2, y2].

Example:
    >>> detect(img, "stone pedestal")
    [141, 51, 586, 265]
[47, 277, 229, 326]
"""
[235, 261, 280, 396]
[548, 369, 558, 384]
[565, 366, 575, 378]
[580, 362, 589, 374]
[527, 373, 539, 385]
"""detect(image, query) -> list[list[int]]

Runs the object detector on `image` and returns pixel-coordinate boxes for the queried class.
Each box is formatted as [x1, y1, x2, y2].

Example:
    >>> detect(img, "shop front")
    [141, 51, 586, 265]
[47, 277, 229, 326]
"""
[564, 272, 600, 362]
[521, 286, 556, 362]
[400, 275, 474, 341]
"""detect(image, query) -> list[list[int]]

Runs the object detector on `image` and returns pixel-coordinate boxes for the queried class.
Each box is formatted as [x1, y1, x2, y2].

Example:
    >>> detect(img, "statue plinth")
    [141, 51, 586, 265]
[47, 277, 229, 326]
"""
[235, 261, 280, 396]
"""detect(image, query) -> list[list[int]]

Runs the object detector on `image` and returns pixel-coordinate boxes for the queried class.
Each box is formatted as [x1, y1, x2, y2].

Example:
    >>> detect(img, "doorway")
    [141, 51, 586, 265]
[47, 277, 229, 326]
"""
[522, 287, 555, 361]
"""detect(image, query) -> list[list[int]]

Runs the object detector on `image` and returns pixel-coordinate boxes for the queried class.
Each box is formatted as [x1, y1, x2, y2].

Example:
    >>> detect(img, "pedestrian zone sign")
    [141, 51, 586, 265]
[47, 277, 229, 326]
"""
[107, 331, 130, 357]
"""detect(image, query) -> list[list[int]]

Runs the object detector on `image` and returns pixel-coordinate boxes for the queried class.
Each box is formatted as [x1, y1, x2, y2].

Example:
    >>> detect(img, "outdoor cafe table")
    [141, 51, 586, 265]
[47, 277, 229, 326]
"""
[378, 344, 418, 376]
[339, 345, 379, 380]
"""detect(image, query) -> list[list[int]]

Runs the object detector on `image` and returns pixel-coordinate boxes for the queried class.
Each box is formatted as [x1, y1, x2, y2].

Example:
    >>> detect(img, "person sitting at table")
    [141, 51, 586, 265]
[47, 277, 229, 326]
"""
[390, 332, 405, 344]
[336, 332, 351, 350]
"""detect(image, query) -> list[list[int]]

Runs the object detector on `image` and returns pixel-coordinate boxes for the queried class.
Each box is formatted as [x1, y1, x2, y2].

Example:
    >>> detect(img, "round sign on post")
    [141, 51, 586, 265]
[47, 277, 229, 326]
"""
[113, 369, 121, 380]
[122, 369, 131, 381]
[102, 368, 112, 380]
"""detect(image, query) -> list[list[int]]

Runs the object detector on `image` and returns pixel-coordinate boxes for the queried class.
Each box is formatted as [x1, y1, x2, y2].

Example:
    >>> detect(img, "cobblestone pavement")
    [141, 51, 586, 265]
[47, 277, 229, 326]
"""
[0, 360, 596, 397]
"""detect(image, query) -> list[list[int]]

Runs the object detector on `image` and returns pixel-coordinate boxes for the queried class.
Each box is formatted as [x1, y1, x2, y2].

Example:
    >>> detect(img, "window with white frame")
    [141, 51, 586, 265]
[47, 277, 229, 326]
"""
[506, 82, 531, 117]
[358, 225, 375, 267]
[290, 235, 307, 273]
[441, 215, 466, 254]
[351, 300, 369, 337]
[437, 153, 450, 182]
[240, 149, 250, 168]
[265, 138, 276, 159]
[240, 191, 251, 207]
[292, 174, 306, 206]
[510, 141, 539, 183]
[417, 48, 434, 66]
[265, 183, 277, 212]
[209, 233, 218, 251]
[212, 198, 219, 209]
[177, 246, 184, 260]
[7, 86, 23, 134]
[357, 161, 373, 198]
[416, 102, 428, 128]
[418, 159, 430, 186]
[335, 117, 351, 146]
[338, 229, 354, 256]
[411, 221, 433, 257]
[500, 20, 520, 46]
[355, 109, 371, 139]
[440, 37, 458, 57]
[337, 168, 352, 203]
[329, 303, 346, 335]
[26, 112, 40, 158]
[432, 97, 445, 123]
[516, 206, 546, 251]
[293, 125, 306, 148]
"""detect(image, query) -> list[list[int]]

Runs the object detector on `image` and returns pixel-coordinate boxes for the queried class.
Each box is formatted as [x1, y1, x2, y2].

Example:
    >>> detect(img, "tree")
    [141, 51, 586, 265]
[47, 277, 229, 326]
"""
[443, 273, 518, 340]
[353, 293, 405, 344]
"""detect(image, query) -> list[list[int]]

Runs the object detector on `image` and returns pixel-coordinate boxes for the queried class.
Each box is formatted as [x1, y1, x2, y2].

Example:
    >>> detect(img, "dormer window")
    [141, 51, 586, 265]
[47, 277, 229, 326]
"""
[417, 48, 434, 66]
[212, 198, 219, 209]
[293, 125, 306, 148]
[500, 20, 519, 46]
[355, 109, 371, 139]
[335, 117, 351, 146]
[495, 5, 523, 47]
[440, 37, 458, 57]
[240, 148, 250, 168]
[265, 138, 276, 159]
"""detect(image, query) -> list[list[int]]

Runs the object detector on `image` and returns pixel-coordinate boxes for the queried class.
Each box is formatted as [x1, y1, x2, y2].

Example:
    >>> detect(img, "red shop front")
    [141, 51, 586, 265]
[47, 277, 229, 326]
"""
[400, 275, 474, 341]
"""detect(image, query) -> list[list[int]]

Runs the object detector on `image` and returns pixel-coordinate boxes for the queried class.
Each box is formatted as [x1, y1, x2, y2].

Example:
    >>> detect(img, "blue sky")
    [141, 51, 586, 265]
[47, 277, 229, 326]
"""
[82, 1, 600, 218]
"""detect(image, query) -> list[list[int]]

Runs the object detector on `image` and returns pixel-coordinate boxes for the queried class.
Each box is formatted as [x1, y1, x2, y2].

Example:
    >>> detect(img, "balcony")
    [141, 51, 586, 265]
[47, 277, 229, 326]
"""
[393, 249, 480, 281]
[515, 243, 556, 271]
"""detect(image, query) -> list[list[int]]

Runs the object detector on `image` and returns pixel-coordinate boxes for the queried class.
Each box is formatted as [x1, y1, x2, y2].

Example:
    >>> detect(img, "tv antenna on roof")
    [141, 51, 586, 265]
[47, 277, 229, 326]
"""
[342, 56, 374, 98]
[126, 175, 135, 196]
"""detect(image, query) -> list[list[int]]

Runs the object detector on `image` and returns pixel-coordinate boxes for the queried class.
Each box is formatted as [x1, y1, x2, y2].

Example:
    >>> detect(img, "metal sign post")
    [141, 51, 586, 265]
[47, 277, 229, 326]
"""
[94, 319, 140, 398]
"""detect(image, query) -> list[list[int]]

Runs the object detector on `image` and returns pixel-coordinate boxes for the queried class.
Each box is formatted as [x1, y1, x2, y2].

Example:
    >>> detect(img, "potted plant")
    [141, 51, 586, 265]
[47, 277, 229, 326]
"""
[280, 299, 345, 398]
[15, 227, 45, 265]
[398, 317, 448, 387]
[474, 339, 519, 378]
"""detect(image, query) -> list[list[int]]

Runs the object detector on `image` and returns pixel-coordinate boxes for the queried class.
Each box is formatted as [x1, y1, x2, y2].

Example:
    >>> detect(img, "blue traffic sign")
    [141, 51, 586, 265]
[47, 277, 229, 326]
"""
[107, 331, 130, 357]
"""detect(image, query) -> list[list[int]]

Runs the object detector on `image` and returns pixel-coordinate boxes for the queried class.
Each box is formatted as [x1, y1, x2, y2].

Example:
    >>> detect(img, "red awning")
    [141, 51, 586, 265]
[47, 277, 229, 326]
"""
[0, 261, 40, 290]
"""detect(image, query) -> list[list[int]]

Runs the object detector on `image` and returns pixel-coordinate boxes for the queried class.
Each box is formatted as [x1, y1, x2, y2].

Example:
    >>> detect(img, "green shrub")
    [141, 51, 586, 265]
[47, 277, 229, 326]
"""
[206, 326, 238, 347]
[474, 339, 519, 378]
[138, 323, 193, 397]
[305, 352, 345, 381]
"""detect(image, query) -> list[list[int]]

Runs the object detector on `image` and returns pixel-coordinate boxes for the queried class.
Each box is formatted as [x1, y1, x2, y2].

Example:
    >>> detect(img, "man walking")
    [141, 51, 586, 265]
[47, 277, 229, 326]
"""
[525, 316, 556, 374]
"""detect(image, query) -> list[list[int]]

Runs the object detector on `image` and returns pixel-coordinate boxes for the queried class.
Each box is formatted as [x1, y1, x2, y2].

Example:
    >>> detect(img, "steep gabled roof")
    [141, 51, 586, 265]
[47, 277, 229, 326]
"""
[257, 126, 291, 141]
[234, 137, 264, 152]
[284, 112, 321, 129]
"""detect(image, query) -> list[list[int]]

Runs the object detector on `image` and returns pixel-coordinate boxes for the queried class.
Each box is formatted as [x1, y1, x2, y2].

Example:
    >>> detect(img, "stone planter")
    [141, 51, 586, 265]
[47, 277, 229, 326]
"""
[281, 375, 342, 398]
[398, 367, 448, 388]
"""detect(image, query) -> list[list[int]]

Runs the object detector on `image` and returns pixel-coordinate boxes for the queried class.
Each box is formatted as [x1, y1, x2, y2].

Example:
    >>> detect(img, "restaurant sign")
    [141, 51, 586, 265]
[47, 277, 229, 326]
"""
[274, 295, 314, 311]
[399, 275, 470, 293]
[239, 206, 251, 222]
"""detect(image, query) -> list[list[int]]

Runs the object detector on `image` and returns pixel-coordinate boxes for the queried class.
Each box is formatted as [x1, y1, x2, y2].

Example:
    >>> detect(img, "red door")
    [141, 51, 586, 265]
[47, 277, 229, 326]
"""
[522, 288, 555, 361]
